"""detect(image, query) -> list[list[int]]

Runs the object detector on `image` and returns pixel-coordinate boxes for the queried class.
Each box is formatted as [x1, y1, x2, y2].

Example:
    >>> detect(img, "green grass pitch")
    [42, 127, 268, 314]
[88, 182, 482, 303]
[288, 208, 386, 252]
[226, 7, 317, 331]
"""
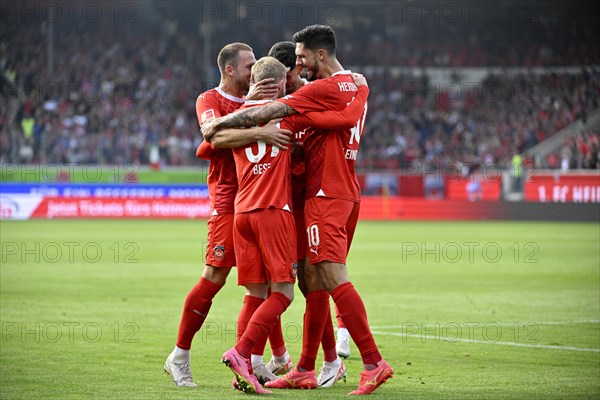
[1, 220, 599, 399]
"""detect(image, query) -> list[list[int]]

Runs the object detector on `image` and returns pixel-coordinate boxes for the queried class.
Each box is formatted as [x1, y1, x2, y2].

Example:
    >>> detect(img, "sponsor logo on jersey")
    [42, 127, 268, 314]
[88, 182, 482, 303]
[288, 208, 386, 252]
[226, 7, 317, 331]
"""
[201, 109, 216, 123]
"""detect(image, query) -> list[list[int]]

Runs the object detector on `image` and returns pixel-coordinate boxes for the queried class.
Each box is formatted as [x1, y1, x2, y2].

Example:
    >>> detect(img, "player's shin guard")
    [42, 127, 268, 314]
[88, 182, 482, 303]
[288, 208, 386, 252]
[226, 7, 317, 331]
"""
[297, 290, 330, 371]
[331, 282, 382, 367]
[235, 292, 291, 359]
[176, 277, 222, 350]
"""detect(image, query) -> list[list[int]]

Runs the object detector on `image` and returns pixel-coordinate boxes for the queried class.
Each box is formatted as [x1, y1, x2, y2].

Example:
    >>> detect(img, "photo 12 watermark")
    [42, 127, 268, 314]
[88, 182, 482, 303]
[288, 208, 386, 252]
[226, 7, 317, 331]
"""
[1, 321, 139, 344]
[199, 321, 302, 344]
[401, 241, 540, 264]
[1, 1, 140, 24]
[396, 1, 539, 24]
[1, 241, 140, 264]
[373, 321, 540, 344]
[199, 1, 340, 24]
[0, 163, 141, 184]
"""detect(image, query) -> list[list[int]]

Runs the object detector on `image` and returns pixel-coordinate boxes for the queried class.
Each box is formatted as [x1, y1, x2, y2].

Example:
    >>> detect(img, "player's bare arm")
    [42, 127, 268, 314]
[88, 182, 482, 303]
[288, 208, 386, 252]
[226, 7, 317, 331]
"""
[202, 101, 296, 140]
[209, 119, 293, 150]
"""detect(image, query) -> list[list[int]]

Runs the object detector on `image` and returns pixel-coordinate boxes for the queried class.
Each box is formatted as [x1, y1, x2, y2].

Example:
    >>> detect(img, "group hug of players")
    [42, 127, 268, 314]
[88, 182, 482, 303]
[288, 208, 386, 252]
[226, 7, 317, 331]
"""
[164, 24, 394, 395]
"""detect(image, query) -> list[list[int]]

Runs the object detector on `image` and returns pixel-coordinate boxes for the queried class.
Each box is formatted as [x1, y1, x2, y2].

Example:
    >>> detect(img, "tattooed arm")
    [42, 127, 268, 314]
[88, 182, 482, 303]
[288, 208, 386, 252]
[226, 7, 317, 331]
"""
[209, 120, 292, 150]
[202, 101, 296, 140]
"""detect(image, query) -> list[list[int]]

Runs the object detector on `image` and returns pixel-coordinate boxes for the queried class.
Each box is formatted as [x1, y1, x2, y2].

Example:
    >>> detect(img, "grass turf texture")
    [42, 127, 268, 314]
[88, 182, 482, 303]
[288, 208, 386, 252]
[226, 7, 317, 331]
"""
[1, 220, 598, 399]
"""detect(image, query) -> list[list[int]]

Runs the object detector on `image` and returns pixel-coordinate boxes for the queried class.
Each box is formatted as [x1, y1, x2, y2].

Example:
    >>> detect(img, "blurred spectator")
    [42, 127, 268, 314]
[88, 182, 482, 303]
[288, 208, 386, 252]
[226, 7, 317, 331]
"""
[0, 1, 598, 171]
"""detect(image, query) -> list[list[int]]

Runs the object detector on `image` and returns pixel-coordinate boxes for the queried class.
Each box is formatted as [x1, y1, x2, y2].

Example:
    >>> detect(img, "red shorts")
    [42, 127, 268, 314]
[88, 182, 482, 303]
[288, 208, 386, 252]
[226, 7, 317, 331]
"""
[234, 209, 297, 285]
[205, 214, 236, 268]
[294, 208, 307, 261]
[304, 197, 360, 265]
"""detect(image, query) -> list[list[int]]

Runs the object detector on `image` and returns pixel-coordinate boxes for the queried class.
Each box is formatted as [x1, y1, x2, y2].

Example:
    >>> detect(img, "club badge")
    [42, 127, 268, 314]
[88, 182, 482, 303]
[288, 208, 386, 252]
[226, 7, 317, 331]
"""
[213, 245, 225, 261]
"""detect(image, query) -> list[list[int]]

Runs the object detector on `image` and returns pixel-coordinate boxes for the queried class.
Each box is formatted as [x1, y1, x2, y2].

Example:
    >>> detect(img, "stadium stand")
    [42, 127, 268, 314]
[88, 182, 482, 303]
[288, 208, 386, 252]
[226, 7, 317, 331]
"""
[1, 1, 598, 170]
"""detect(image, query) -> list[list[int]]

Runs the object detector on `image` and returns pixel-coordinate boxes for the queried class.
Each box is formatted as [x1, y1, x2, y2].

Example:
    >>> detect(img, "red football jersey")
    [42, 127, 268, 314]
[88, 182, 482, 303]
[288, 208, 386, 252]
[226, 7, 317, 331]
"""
[278, 71, 368, 202]
[232, 101, 293, 214]
[195, 87, 245, 215]
[233, 89, 369, 213]
[290, 141, 306, 211]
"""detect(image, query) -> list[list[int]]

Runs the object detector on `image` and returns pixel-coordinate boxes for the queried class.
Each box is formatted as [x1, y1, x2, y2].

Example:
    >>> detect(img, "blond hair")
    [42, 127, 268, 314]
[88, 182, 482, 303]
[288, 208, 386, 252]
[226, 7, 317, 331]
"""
[251, 57, 288, 84]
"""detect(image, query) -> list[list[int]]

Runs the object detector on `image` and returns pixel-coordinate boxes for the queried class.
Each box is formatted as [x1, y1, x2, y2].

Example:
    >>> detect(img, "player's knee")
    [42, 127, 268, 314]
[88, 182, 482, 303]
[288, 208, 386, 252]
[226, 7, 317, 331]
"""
[202, 265, 231, 286]
[272, 283, 294, 302]
[304, 267, 324, 291]
[284, 290, 294, 302]
[316, 261, 349, 292]
[245, 283, 268, 298]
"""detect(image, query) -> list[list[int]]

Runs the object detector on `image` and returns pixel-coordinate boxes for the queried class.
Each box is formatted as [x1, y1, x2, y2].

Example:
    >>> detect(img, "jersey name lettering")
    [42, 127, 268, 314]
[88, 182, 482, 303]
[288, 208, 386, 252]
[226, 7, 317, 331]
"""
[338, 82, 358, 92]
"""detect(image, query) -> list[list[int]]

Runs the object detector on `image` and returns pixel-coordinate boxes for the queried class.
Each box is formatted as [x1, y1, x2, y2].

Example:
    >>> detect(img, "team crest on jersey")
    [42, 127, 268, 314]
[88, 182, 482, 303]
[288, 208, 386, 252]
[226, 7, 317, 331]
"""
[291, 262, 298, 278]
[213, 245, 225, 261]
[201, 109, 216, 123]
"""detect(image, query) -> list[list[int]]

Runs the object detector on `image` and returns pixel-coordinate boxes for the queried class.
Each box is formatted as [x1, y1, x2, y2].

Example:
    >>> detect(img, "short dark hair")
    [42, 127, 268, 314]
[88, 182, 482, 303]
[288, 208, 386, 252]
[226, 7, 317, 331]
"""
[267, 41, 296, 70]
[292, 25, 336, 55]
[217, 42, 253, 75]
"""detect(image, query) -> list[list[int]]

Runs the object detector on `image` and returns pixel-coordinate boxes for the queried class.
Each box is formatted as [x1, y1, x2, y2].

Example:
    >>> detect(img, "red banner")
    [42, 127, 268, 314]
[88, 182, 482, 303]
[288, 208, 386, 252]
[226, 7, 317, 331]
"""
[524, 174, 600, 203]
[30, 197, 212, 219]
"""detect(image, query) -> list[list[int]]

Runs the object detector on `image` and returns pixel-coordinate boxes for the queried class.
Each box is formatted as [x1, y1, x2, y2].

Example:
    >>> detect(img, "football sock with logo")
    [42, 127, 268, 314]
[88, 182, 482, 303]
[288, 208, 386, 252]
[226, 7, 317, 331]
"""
[297, 289, 330, 371]
[322, 306, 338, 363]
[235, 292, 291, 359]
[176, 277, 222, 350]
[237, 295, 265, 342]
[331, 282, 382, 370]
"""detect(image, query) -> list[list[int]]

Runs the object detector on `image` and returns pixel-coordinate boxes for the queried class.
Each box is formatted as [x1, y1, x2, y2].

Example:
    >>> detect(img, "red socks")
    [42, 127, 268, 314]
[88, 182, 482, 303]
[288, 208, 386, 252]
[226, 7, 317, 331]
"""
[331, 282, 381, 366]
[269, 317, 287, 357]
[243, 297, 288, 358]
[248, 300, 287, 358]
[335, 303, 346, 329]
[236, 292, 291, 358]
[297, 289, 330, 371]
[237, 295, 265, 342]
[176, 277, 222, 350]
[322, 307, 338, 363]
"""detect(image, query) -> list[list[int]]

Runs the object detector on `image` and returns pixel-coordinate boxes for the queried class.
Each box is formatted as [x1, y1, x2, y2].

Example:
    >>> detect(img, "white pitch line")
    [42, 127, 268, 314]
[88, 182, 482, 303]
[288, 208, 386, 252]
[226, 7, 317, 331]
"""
[372, 331, 600, 353]
[371, 320, 600, 329]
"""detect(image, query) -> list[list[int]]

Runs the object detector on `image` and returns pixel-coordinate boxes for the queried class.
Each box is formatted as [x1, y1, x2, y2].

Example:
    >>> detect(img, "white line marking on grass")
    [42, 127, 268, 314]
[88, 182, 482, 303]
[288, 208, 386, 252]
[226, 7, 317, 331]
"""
[372, 331, 600, 353]
[371, 320, 600, 329]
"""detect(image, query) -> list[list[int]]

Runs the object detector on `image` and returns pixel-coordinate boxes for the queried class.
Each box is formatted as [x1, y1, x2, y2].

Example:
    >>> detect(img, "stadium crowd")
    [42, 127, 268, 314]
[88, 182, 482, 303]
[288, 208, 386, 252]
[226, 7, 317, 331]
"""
[359, 69, 600, 170]
[1, 1, 599, 170]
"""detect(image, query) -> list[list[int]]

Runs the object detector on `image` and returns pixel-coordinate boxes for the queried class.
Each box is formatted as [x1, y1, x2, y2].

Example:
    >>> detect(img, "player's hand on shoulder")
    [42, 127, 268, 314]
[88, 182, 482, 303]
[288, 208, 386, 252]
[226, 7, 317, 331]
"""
[258, 119, 292, 150]
[246, 78, 279, 100]
[352, 73, 368, 88]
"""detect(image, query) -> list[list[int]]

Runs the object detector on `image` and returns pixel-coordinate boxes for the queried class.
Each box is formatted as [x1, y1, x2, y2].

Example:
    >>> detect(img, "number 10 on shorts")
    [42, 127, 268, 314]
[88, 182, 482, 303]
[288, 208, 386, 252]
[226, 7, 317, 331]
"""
[307, 224, 320, 247]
